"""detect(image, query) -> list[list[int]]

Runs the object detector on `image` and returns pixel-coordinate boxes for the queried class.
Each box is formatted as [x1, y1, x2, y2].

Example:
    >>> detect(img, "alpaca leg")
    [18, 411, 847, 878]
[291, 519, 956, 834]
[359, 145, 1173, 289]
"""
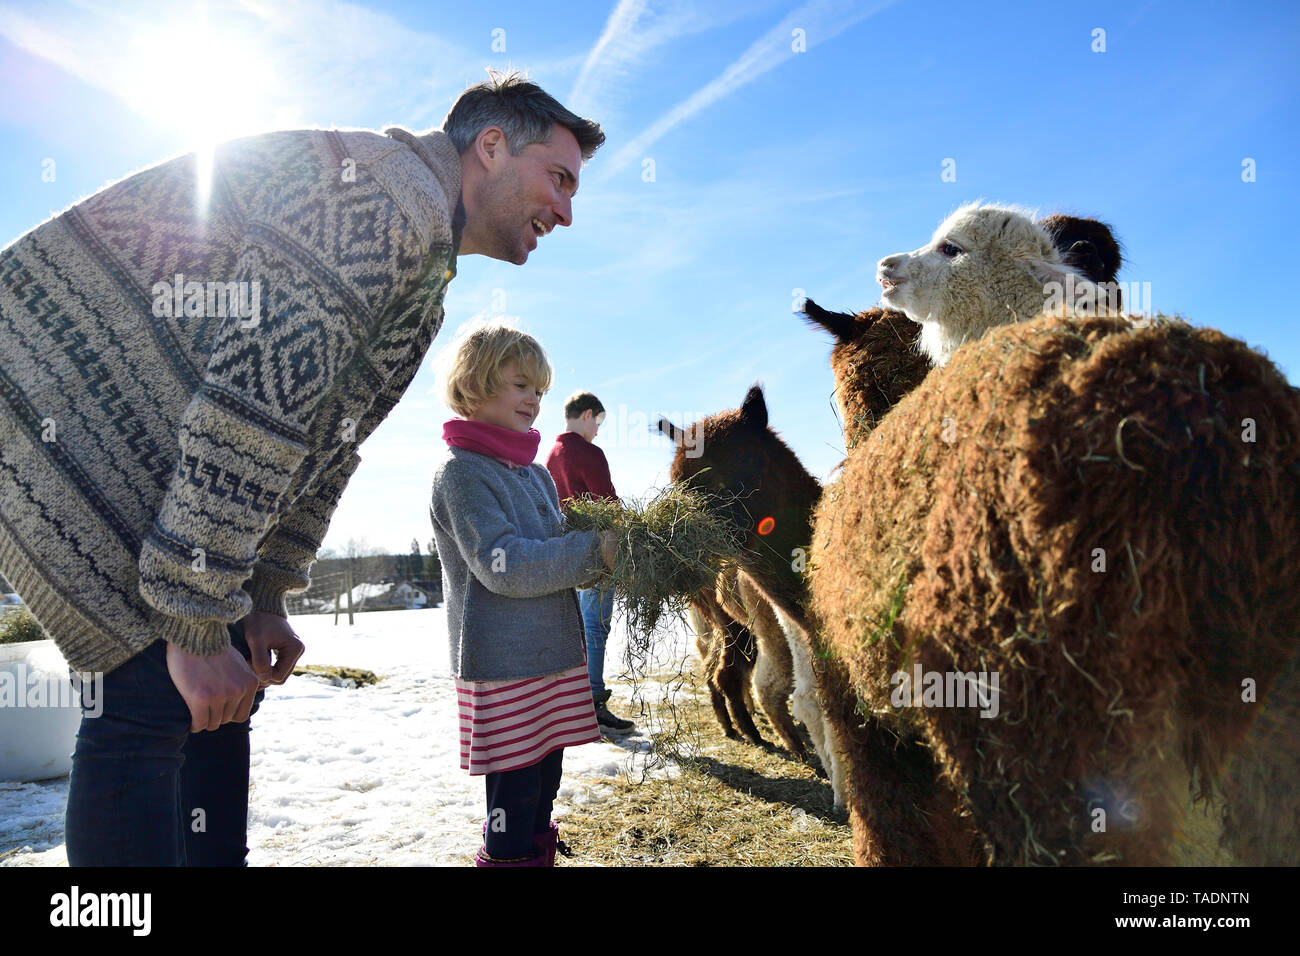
[697, 588, 766, 747]
[716, 622, 766, 747]
[776, 606, 840, 793]
[823, 716, 848, 812]
[690, 604, 739, 739]
[742, 673, 757, 718]
[741, 577, 805, 758]
[845, 713, 981, 866]
[815, 660, 981, 866]
[715, 575, 761, 722]
[753, 638, 805, 758]
[709, 682, 740, 740]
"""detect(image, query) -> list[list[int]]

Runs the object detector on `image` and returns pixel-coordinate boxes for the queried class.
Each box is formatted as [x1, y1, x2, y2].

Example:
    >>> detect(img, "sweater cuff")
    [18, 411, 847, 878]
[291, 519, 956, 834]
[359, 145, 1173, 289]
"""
[153, 613, 232, 656]
[242, 567, 292, 619]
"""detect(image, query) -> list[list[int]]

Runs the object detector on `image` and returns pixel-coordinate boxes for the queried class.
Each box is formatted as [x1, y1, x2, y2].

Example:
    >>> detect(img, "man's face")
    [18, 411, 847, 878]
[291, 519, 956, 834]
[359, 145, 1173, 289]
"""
[466, 123, 582, 265]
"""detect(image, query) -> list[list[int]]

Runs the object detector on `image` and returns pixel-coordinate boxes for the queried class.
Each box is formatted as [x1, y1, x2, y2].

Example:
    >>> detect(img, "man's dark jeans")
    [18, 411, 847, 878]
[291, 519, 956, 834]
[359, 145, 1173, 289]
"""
[64, 621, 265, 866]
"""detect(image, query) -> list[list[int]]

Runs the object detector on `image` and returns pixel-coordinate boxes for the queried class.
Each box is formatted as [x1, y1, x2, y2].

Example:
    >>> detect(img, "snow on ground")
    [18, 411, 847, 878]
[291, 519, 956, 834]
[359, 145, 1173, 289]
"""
[0, 605, 697, 866]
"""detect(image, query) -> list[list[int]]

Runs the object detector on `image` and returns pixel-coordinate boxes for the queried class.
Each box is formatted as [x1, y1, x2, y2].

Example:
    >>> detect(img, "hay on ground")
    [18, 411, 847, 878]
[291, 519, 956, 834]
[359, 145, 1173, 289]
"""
[291, 664, 382, 687]
[557, 665, 852, 866]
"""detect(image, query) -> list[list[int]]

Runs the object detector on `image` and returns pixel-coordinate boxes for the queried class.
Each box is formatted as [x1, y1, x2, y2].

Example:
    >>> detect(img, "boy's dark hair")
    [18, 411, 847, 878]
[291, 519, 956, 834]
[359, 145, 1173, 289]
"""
[443, 70, 605, 161]
[564, 391, 605, 421]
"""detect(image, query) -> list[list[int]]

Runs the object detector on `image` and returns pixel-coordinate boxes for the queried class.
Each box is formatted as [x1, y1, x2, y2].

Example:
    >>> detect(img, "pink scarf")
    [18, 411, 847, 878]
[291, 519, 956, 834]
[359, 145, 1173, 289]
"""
[443, 418, 541, 467]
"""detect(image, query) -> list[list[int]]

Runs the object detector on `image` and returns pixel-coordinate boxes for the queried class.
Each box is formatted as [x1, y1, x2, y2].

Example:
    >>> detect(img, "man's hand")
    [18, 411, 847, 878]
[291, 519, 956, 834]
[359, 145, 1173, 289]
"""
[242, 611, 306, 688]
[166, 643, 261, 733]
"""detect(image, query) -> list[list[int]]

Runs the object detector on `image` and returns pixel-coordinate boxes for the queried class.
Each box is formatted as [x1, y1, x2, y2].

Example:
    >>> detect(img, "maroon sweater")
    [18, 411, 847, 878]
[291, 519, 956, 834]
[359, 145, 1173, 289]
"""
[544, 432, 617, 507]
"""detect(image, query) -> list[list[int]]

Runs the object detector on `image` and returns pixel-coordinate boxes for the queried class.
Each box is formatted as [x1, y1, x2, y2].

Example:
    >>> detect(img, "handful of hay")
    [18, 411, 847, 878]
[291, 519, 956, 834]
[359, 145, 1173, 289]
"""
[565, 484, 746, 643]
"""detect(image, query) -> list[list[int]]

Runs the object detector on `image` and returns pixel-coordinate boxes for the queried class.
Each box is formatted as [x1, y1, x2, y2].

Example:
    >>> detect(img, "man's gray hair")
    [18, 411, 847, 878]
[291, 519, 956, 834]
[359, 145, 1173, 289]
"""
[443, 70, 605, 161]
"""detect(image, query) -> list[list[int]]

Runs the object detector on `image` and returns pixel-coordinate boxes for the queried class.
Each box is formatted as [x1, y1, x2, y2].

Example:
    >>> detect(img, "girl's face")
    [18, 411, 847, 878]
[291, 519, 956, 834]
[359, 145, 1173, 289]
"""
[468, 359, 542, 432]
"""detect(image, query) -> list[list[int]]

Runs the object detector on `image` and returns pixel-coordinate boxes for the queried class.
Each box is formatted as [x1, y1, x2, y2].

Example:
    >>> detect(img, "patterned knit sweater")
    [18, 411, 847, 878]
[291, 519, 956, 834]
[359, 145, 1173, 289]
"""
[0, 126, 461, 674]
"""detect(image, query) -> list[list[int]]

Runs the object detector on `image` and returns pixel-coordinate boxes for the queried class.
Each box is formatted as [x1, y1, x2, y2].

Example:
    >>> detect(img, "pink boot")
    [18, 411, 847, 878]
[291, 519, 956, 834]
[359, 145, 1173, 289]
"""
[532, 821, 559, 866]
[473, 844, 548, 867]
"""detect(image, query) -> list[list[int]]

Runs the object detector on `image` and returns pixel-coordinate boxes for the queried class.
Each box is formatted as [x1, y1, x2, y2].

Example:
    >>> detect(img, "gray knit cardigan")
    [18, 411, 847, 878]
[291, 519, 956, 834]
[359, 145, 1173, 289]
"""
[0, 126, 461, 673]
[430, 445, 603, 681]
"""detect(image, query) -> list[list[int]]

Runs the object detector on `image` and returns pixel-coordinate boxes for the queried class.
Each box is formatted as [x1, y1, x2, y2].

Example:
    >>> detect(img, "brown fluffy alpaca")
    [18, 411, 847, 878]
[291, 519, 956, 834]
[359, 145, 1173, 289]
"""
[659, 391, 982, 851]
[798, 304, 928, 451]
[659, 419, 804, 757]
[810, 313, 1300, 865]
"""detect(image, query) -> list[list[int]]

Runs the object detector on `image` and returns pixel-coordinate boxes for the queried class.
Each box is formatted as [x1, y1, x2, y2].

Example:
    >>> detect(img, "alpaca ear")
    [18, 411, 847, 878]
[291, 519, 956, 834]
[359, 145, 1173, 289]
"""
[800, 298, 858, 344]
[740, 384, 768, 429]
[1023, 258, 1106, 317]
[657, 416, 684, 446]
[1062, 240, 1104, 284]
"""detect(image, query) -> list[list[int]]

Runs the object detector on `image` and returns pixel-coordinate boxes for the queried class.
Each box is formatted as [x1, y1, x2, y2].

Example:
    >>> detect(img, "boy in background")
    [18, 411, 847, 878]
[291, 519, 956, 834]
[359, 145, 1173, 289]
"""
[544, 392, 635, 734]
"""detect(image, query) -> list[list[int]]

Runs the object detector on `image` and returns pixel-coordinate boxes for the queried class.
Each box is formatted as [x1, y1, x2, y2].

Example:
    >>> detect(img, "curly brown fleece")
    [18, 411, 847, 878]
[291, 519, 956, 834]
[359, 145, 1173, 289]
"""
[810, 313, 1300, 865]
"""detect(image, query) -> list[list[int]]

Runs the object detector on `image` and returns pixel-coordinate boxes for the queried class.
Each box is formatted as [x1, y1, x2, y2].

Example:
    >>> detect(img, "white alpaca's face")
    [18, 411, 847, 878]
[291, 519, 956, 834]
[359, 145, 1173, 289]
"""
[876, 211, 974, 324]
[877, 205, 1069, 364]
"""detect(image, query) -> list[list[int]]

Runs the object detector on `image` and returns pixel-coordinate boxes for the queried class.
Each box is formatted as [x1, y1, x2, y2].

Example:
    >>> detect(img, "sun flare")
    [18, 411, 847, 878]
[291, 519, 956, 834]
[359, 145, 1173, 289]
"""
[116, 10, 293, 211]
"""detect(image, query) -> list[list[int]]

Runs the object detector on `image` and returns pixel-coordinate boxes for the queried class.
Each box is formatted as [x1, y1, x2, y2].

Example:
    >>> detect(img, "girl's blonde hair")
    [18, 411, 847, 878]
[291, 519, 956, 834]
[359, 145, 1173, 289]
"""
[443, 322, 553, 418]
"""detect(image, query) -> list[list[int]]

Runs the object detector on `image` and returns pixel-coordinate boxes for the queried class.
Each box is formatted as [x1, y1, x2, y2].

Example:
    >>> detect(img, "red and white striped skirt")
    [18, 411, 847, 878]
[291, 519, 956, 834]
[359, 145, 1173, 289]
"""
[456, 664, 601, 775]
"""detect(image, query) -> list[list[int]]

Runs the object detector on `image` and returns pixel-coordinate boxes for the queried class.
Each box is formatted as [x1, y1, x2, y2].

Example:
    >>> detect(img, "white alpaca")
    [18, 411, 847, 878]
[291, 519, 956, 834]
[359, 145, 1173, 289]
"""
[877, 202, 1111, 366]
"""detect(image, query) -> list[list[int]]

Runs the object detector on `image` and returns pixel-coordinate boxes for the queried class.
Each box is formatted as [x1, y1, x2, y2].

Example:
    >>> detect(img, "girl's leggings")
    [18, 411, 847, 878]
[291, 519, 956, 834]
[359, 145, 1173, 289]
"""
[483, 747, 564, 859]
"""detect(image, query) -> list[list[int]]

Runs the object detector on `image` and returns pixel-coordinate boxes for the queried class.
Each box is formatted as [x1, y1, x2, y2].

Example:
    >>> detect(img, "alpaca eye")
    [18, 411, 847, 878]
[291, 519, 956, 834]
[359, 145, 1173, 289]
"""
[939, 242, 962, 258]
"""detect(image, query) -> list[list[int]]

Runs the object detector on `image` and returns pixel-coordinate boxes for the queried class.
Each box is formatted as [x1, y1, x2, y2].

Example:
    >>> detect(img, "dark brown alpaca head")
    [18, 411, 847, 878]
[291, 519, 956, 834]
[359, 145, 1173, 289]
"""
[658, 385, 821, 609]
[801, 214, 1125, 447]
[1037, 213, 1124, 300]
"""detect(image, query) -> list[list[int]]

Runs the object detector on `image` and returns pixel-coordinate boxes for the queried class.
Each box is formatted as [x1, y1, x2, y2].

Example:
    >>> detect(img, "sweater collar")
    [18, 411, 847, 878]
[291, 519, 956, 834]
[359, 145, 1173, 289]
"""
[383, 127, 464, 250]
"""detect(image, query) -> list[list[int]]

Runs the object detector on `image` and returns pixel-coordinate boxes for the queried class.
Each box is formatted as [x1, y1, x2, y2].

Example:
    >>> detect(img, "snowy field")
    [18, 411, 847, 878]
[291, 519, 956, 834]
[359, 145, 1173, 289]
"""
[0, 606, 695, 866]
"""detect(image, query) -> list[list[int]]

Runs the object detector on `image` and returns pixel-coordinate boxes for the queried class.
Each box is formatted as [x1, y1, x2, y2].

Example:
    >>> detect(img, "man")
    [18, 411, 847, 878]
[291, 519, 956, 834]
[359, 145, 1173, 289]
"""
[0, 72, 603, 865]
[544, 392, 635, 734]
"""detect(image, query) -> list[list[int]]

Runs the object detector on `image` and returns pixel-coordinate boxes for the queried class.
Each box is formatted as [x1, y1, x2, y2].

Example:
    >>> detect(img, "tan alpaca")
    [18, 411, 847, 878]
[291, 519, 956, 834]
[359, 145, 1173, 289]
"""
[686, 590, 766, 747]
[714, 567, 805, 759]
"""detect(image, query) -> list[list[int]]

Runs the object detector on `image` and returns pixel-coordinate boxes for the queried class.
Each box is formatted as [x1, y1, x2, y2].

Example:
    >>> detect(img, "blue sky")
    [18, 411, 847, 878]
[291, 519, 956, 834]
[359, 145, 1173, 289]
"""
[2, 0, 1297, 556]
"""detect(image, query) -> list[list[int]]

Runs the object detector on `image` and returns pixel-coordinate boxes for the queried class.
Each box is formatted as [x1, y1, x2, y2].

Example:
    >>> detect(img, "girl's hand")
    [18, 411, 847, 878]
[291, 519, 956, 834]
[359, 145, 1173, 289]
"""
[599, 530, 618, 569]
